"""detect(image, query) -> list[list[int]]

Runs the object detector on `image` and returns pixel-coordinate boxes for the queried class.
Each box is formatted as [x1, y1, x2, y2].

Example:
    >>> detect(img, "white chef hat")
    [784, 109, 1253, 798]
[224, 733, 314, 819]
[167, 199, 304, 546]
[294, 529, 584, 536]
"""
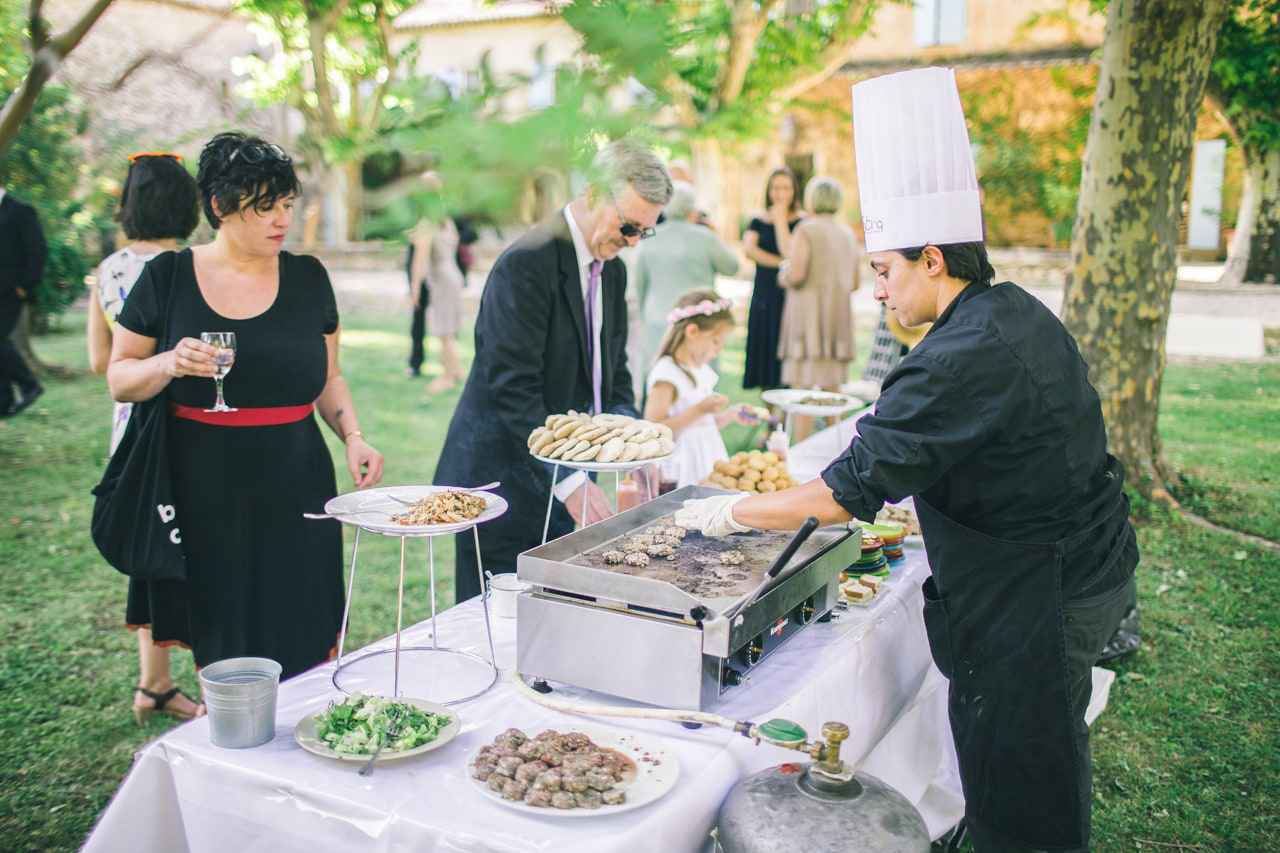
[851, 67, 983, 253]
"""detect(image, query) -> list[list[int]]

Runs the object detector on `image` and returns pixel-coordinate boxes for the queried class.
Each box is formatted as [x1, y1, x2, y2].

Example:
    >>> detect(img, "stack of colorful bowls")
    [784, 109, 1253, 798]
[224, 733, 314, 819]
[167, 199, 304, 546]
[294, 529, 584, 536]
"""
[849, 533, 888, 575]
[860, 521, 907, 564]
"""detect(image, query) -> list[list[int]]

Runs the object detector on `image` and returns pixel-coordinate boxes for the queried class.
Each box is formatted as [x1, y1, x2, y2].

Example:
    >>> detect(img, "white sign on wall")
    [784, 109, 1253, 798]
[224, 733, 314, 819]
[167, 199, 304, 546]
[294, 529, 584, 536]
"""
[1187, 139, 1226, 250]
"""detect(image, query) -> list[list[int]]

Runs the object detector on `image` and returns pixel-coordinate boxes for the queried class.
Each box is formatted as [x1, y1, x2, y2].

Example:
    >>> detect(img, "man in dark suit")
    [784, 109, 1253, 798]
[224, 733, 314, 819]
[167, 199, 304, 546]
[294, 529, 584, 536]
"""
[0, 189, 47, 416]
[435, 139, 672, 601]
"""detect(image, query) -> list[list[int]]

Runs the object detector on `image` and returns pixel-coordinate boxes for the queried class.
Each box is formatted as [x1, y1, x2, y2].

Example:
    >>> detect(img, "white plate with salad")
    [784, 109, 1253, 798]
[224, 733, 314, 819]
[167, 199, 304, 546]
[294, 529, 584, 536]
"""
[294, 694, 460, 762]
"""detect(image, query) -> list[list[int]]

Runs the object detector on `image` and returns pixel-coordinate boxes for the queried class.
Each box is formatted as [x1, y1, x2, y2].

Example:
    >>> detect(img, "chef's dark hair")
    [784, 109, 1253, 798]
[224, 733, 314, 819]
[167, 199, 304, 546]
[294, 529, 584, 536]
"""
[899, 242, 994, 286]
[197, 132, 300, 230]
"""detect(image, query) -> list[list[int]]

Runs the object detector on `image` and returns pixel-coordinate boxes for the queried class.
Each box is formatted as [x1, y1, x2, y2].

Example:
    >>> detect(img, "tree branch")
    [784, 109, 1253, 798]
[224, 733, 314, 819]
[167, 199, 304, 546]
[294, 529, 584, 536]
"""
[0, 0, 116, 160]
[775, 0, 875, 103]
[711, 0, 778, 112]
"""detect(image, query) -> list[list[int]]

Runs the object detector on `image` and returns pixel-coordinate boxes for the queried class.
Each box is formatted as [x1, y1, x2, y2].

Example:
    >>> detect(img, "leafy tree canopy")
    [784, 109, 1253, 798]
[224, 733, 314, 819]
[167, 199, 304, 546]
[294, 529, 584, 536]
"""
[1209, 0, 1280, 152]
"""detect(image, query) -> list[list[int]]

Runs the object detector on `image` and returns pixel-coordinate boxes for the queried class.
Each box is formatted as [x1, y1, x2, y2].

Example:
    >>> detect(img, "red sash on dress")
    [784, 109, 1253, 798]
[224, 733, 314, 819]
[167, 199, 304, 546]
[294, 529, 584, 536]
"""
[168, 403, 314, 426]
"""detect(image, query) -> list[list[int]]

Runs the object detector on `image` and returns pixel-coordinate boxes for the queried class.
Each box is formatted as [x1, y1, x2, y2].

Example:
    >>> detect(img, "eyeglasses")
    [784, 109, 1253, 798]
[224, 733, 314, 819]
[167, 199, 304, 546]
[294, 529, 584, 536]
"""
[229, 141, 290, 164]
[128, 151, 182, 162]
[609, 190, 656, 240]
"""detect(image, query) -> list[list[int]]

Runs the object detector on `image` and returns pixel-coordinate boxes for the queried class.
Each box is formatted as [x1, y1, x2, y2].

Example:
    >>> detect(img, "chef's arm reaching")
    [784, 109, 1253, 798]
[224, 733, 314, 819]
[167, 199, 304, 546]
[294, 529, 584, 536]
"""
[675, 479, 851, 536]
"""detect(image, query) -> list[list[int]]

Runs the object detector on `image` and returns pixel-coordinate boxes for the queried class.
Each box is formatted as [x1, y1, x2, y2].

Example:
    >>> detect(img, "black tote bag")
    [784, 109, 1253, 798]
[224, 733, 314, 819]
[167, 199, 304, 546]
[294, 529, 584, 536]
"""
[90, 253, 185, 581]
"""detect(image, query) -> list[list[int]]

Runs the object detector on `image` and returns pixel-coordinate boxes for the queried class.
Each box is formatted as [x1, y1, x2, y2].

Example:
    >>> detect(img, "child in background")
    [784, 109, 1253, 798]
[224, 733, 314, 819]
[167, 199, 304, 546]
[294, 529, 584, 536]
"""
[645, 289, 754, 489]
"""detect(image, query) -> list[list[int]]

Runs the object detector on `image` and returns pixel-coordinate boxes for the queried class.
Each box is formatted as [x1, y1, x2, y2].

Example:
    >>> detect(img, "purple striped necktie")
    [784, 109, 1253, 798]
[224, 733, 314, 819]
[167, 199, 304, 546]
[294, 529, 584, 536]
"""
[586, 260, 602, 415]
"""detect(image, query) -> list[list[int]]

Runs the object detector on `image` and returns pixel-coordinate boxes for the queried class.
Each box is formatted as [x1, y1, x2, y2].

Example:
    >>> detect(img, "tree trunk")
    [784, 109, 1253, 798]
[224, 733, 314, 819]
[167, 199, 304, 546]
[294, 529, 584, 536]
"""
[1219, 140, 1260, 288]
[690, 137, 730, 239]
[345, 158, 363, 242]
[1061, 0, 1230, 502]
[1244, 147, 1280, 284]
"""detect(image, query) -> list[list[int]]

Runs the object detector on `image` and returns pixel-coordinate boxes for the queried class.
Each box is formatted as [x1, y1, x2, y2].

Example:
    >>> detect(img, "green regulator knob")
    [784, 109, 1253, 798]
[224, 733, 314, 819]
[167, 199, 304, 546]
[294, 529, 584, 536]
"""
[758, 718, 808, 745]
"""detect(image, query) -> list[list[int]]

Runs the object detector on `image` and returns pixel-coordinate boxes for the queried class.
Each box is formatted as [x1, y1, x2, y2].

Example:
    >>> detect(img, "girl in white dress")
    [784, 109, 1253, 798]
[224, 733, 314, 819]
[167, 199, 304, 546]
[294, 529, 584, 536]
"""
[644, 289, 753, 488]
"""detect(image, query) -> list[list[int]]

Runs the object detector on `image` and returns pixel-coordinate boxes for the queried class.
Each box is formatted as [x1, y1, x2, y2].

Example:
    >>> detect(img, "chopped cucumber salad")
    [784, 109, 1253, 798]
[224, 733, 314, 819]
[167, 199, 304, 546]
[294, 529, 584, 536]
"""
[314, 693, 452, 755]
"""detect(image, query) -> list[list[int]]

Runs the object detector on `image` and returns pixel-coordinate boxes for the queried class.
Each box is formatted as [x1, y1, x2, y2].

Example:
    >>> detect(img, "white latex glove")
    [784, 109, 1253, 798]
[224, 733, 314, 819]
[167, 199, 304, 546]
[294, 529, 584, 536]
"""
[674, 495, 753, 537]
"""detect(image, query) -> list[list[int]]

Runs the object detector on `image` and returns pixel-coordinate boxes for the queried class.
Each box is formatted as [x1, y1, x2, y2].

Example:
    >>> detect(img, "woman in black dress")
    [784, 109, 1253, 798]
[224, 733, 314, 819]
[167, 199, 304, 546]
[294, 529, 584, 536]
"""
[741, 167, 802, 390]
[108, 132, 384, 680]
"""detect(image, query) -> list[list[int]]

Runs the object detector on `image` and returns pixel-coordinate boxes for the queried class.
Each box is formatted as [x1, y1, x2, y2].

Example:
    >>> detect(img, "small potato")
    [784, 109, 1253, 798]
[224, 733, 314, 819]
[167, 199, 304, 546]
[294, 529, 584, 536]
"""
[762, 465, 779, 481]
[740, 468, 762, 483]
[747, 453, 768, 471]
[763, 451, 780, 465]
[757, 479, 777, 493]
[735, 477, 757, 492]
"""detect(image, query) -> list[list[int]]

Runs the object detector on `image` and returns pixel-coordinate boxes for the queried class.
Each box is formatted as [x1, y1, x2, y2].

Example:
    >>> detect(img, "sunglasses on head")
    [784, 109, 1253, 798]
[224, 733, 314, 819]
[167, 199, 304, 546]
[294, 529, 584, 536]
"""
[128, 151, 182, 162]
[229, 141, 290, 164]
[609, 190, 656, 240]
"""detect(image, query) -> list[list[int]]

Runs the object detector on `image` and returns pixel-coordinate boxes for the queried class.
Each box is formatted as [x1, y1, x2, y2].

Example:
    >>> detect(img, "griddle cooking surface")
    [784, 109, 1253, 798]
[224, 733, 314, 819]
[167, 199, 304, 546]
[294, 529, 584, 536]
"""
[567, 515, 829, 602]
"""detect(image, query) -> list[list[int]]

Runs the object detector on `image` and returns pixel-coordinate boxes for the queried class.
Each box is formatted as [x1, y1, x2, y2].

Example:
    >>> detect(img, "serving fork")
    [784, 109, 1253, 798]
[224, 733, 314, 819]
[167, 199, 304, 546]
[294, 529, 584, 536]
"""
[387, 481, 501, 506]
[358, 708, 406, 777]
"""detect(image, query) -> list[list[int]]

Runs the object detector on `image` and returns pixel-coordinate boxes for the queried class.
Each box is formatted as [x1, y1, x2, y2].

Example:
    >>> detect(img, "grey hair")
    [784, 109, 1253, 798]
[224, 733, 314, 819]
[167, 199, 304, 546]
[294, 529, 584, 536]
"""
[804, 176, 843, 215]
[664, 181, 699, 220]
[588, 138, 673, 205]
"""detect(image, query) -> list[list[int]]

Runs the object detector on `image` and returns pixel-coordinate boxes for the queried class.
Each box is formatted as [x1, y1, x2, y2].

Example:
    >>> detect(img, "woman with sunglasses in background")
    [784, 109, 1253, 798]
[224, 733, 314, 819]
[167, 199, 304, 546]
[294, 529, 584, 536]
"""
[106, 132, 384, 681]
[89, 151, 205, 723]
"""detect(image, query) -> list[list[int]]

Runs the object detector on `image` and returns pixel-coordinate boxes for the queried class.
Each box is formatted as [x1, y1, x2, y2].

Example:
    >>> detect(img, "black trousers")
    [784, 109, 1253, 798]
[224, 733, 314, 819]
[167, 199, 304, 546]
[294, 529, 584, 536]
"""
[0, 296, 38, 408]
[408, 281, 429, 373]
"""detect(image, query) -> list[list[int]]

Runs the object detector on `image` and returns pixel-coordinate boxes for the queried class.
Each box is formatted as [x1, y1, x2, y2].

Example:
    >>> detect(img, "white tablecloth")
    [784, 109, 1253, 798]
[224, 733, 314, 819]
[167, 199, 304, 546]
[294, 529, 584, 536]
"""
[82, 541, 965, 853]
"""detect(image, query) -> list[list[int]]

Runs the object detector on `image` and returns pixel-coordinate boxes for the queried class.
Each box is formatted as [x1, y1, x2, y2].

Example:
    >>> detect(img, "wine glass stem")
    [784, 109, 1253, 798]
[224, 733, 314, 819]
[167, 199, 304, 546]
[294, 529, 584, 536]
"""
[215, 376, 226, 408]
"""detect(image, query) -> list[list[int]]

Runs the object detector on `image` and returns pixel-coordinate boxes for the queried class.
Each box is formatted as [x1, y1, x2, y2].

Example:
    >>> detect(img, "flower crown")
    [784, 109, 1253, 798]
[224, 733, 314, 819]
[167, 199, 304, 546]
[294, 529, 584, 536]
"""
[667, 298, 732, 326]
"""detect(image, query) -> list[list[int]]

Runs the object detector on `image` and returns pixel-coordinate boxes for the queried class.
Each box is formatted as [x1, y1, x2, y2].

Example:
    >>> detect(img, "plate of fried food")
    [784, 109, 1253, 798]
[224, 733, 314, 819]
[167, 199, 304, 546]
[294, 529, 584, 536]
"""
[528, 411, 674, 471]
[468, 725, 679, 816]
[323, 485, 508, 535]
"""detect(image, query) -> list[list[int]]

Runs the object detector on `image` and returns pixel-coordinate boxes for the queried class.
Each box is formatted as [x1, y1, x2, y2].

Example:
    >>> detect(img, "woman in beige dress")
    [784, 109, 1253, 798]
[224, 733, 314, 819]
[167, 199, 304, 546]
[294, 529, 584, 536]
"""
[777, 176, 860, 440]
[410, 172, 467, 394]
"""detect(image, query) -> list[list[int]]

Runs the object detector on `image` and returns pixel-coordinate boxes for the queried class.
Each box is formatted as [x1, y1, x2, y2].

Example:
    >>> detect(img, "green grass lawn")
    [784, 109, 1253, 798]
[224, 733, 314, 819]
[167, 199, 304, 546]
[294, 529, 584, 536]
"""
[1, 303, 1276, 852]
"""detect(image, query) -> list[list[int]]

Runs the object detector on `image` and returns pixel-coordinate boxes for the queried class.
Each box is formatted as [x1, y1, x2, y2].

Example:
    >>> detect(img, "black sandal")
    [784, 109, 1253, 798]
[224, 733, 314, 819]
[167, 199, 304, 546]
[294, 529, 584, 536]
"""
[133, 686, 200, 726]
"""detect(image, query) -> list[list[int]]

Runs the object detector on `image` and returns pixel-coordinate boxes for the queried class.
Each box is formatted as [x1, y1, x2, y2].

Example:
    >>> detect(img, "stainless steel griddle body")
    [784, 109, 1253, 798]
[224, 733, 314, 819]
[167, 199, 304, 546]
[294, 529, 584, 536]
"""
[516, 486, 859, 710]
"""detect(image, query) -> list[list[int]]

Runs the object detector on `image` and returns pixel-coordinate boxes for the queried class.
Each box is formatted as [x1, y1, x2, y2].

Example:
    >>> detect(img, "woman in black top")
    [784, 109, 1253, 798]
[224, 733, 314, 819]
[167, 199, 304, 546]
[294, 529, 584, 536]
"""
[108, 132, 384, 679]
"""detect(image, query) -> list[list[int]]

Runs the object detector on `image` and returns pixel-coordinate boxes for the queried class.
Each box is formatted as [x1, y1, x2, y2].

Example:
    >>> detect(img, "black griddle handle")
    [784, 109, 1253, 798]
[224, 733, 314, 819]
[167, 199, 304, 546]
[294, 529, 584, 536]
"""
[765, 517, 819, 580]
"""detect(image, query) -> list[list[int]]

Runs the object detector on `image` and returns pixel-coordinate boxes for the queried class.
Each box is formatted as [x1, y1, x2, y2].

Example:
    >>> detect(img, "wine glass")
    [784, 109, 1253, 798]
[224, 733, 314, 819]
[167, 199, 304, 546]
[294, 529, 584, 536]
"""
[200, 331, 237, 412]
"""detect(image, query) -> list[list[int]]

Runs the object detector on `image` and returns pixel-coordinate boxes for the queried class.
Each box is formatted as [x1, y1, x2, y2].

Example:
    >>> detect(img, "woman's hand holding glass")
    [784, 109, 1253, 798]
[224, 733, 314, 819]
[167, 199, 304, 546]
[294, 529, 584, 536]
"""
[200, 331, 237, 412]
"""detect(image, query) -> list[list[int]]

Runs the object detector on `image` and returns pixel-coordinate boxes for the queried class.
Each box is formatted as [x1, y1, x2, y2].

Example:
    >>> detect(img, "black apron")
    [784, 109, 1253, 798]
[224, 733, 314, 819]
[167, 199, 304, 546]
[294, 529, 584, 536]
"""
[917, 493, 1134, 849]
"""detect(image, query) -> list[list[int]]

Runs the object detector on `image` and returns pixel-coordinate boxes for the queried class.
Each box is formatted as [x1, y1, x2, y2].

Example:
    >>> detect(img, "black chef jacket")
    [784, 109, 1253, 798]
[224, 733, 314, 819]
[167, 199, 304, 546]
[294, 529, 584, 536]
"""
[822, 280, 1130, 599]
[821, 280, 1138, 850]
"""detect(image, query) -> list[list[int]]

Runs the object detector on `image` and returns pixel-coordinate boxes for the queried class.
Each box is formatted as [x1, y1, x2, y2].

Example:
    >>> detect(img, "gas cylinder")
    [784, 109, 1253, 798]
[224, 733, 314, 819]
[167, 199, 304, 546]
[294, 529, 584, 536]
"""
[713, 721, 930, 853]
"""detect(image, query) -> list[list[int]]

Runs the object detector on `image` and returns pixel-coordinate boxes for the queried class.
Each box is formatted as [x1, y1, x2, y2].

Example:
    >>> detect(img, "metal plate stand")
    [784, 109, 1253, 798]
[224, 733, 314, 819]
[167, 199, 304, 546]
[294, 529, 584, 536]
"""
[332, 520, 499, 705]
[539, 460, 661, 544]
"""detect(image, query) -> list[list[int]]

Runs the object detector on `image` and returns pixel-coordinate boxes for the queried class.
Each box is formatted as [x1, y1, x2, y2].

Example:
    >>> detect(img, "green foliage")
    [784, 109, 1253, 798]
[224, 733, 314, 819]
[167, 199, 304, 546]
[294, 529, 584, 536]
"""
[1209, 0, 1280, 152]
[962, 68, 1094, 245]
[370, 55, 654, 232]
[563, 0, 880, 142]
[0, 5, 107, 330]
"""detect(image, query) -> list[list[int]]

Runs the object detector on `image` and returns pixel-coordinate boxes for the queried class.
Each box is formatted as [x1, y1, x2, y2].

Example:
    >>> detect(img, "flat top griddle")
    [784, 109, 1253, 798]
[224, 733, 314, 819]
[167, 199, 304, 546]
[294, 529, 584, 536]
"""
[519, 487, 852, 618]
[568, 513, 830, 602]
